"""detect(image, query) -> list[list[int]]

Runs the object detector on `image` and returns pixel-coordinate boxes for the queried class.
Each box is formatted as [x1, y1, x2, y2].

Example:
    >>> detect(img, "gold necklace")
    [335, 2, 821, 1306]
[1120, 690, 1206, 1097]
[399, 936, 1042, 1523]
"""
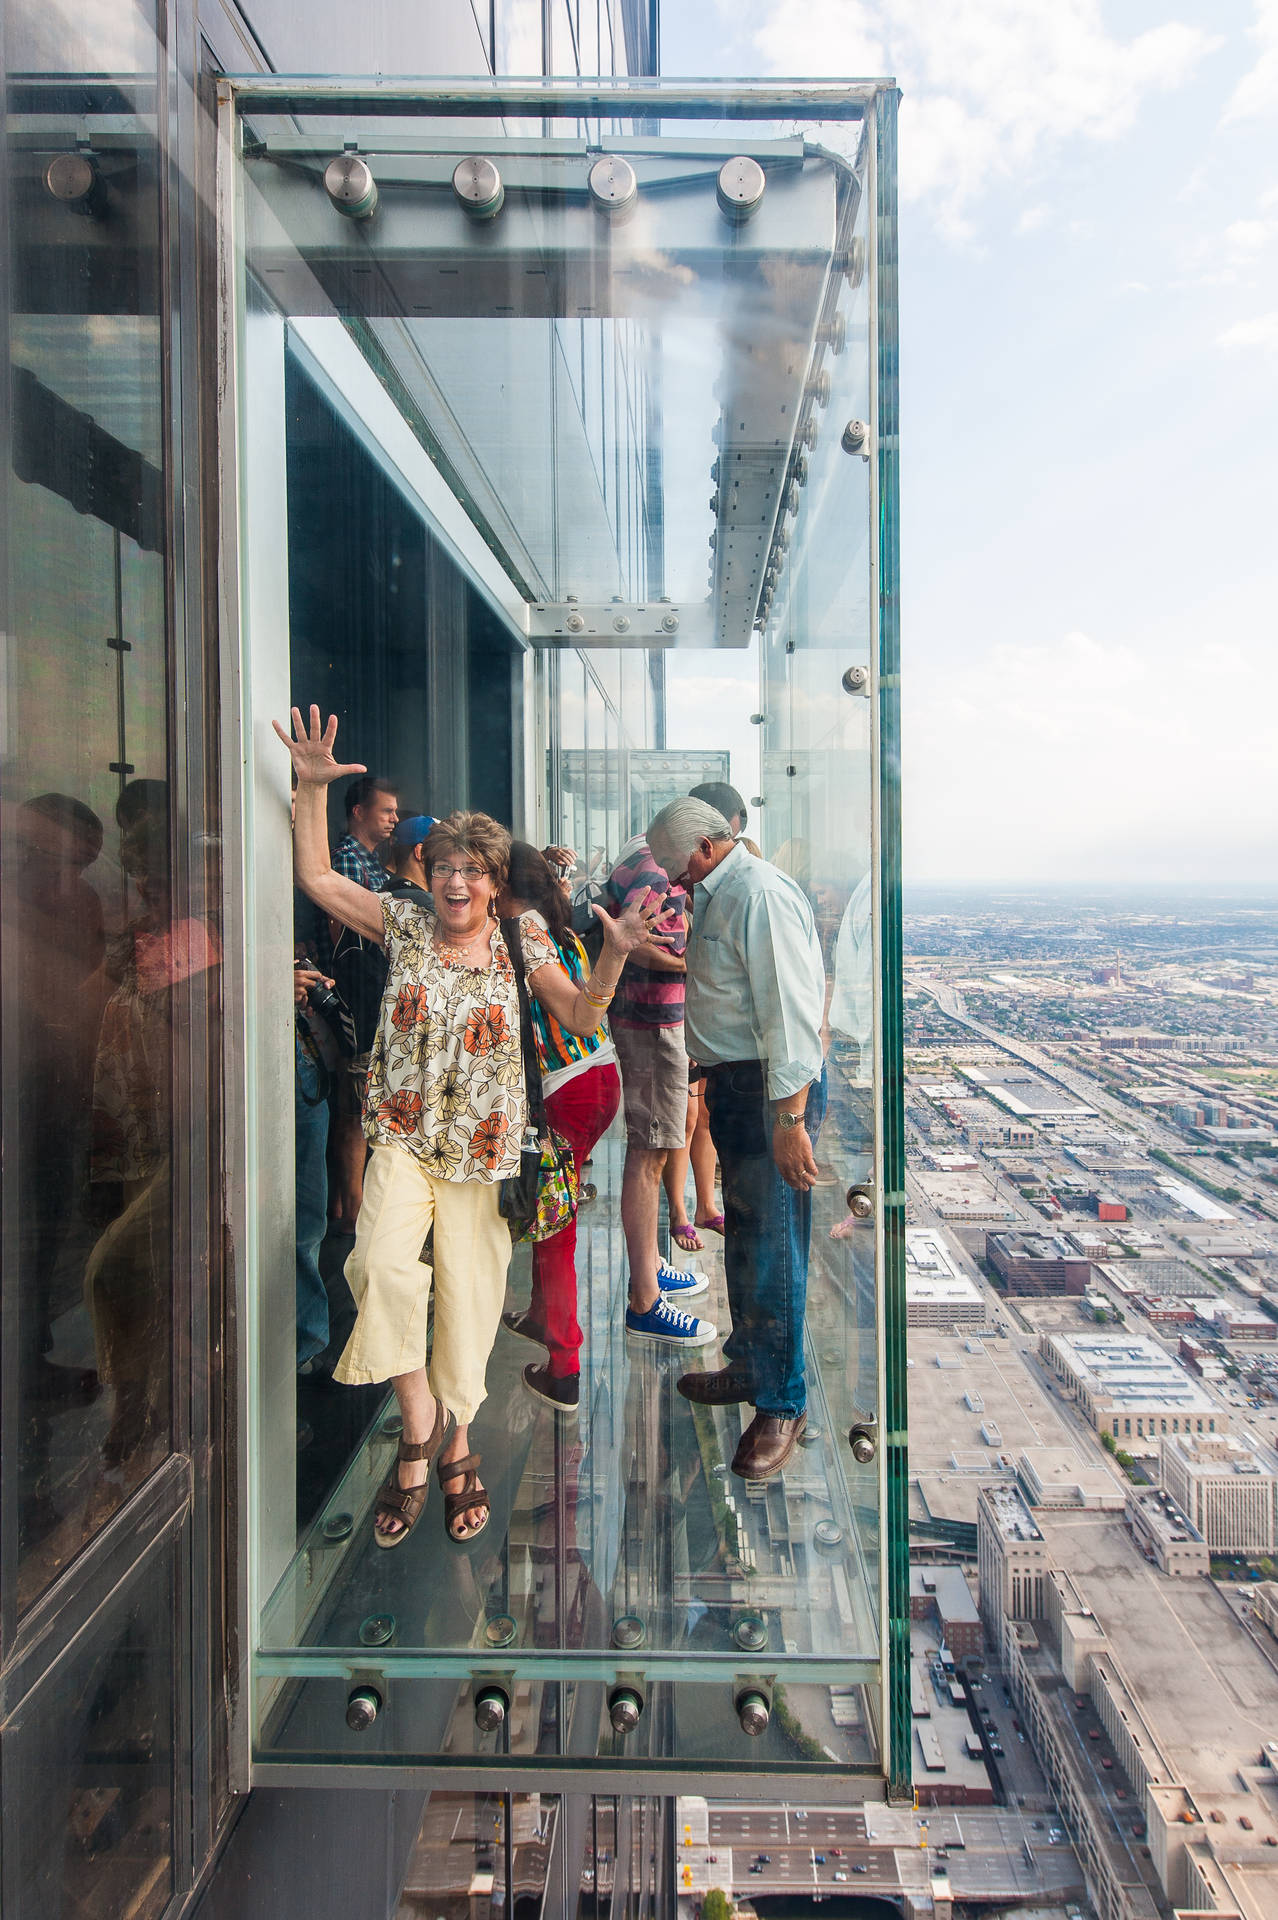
[434, 926, 492, 966]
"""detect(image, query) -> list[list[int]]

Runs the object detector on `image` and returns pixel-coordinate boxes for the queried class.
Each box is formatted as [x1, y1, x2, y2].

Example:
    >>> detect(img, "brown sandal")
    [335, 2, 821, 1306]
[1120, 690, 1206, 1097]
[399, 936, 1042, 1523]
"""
[437, 1450, 490, 1544]
[373, 1404, 452, 1549]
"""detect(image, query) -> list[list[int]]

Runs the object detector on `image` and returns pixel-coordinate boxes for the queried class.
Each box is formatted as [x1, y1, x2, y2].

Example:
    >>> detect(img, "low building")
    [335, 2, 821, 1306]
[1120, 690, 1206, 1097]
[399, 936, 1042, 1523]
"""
[910, 1566, 983, 1664]
[986, 1230, 1091, 1296]
[1132, 1294, 1198, 1327]
[1161, 1433, 1278, 1555]
[1039, 1331, 1225, 1445]
[1016, 1448, 1126, 1512]
[1202, 1301, 1277, 1341]
[1124, 1487, 1210, 1576]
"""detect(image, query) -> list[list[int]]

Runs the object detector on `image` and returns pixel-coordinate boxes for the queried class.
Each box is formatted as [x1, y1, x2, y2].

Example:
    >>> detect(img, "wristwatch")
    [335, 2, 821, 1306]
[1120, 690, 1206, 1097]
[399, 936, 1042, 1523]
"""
[775, 1110, 806, 1131]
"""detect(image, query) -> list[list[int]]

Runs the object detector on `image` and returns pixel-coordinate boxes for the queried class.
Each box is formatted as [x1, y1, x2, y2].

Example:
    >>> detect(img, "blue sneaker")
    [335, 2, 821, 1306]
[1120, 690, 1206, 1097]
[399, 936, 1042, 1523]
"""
[625, 1297, 717, 1347]
[657, 1259, 709, 1300]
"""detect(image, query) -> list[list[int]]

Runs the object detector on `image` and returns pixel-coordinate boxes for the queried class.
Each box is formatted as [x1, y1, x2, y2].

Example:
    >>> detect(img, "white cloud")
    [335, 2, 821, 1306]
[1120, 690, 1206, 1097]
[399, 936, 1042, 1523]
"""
[1217, 310, 1278, 350]
[1017, 204, 1050, 234]
[1224, 0, 1278, 121]
[1224, 217, 1272, 256]
[742, 0, 1220, 235]
[903, 619, 1278, 883]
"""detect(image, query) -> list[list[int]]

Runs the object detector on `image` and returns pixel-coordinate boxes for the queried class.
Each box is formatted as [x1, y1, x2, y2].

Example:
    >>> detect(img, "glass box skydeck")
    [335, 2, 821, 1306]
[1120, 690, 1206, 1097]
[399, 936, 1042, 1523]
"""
[217, 75, 905, 1797]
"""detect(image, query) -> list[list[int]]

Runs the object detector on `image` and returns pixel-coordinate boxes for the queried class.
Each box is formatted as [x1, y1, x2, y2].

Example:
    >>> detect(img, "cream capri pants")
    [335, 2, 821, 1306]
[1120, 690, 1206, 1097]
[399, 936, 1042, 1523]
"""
[333, 1144, 512, 1420]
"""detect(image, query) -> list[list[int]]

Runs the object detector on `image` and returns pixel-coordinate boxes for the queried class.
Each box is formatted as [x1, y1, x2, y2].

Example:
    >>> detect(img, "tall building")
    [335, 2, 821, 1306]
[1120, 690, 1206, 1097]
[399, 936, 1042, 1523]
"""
[0, 7, 906, 1914]
[976, 1485, 1048, 1657]
[1161, 1433, 1278, 1554]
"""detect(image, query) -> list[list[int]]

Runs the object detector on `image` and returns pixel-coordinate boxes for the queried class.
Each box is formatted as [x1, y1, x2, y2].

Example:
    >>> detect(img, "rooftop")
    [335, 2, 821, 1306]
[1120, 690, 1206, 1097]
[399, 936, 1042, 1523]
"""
[982, 1483, 1044, 1543]
[1045, 1331, 1218, 1412]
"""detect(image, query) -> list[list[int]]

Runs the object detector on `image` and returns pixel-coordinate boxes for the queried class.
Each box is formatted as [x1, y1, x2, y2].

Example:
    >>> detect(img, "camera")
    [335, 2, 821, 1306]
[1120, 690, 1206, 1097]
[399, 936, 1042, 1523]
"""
[306, 979, 344, 1025]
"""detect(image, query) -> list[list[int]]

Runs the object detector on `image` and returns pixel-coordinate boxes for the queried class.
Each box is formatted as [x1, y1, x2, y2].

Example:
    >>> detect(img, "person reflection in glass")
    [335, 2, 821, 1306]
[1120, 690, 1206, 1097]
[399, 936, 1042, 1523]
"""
[276, 707, 659, 1548]
[496, 842, 622, 1412]
[86, 779, 221, 1481]
[14, 795, 107, 1408]
[648, 799, 827, 1482]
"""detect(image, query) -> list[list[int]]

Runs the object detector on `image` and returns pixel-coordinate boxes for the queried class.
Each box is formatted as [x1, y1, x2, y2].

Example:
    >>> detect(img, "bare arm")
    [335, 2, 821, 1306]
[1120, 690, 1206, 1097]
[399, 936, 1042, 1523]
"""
[527, 890, 664, 1036]
[273, 706, 385, 945]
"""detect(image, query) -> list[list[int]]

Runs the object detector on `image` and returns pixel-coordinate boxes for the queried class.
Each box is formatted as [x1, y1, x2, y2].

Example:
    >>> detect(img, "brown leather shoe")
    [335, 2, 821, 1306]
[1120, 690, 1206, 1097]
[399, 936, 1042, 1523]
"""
[731, 1410, 807, 1480]
[677, 1367, 753, 1406]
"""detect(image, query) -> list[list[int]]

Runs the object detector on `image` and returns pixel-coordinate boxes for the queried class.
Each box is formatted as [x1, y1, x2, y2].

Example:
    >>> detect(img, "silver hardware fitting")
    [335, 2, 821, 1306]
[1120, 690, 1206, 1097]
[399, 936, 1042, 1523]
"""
[324, 153, 378, 220]
[845, 1183, 874, 1219]
[608, 1681, 645, 1734]
[841, 418, 871, 457]
[529, 600, 688, 645]
[474, 1683, 510, 1732]
[847, 1411, 879, 1465]
[842, 664, 869, 695]
[346, 1683, 382, 1732]
[735, 1682, 773, 1736]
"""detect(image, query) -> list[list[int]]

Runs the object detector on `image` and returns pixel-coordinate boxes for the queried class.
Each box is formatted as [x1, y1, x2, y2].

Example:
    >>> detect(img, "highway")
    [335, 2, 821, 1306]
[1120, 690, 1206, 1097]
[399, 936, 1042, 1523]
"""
[678, 1801, 1084, 1905]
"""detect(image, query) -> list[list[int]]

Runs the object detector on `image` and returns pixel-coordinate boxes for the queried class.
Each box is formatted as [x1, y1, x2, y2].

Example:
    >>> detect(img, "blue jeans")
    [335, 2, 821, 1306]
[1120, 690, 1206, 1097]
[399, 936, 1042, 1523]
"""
[295, 1039, 331, 1366]
[703, 1061, 827, 1417]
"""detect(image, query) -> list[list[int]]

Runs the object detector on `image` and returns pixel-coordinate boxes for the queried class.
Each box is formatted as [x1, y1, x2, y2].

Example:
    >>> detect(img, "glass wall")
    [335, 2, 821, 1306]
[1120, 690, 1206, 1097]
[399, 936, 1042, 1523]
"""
[224, 79, 905, 1792]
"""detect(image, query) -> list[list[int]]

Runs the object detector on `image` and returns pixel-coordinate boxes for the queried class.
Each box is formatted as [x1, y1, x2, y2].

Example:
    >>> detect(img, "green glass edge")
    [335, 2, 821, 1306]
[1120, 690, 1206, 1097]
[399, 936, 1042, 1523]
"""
[874, 86, 910, 1803]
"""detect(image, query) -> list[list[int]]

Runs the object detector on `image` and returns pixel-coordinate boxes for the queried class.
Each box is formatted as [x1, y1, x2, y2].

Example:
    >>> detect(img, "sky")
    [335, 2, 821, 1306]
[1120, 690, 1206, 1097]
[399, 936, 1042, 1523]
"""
[661, 1, 1278, 887]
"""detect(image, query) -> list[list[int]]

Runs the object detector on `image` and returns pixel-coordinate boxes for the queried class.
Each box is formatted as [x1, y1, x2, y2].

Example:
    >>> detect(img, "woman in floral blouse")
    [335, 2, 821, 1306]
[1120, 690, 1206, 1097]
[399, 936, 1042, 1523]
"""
[276, 707, 660, 1548]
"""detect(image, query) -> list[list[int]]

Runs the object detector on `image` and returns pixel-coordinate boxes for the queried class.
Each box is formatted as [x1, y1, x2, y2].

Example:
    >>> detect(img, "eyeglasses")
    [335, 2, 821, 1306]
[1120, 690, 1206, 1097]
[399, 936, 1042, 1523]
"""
[430, 861, 488, 883]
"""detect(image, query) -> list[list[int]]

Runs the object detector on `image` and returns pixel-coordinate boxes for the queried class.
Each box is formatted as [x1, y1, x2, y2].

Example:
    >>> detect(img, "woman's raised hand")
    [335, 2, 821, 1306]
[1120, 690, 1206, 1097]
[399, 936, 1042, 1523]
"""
[594, 885, 671, 958]
[272, 705, 367, 787]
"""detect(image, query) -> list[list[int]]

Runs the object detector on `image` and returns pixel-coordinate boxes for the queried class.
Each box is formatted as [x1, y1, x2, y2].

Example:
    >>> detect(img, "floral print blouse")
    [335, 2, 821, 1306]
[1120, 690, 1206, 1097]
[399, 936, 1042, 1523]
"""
[363, 897, 556, 1183]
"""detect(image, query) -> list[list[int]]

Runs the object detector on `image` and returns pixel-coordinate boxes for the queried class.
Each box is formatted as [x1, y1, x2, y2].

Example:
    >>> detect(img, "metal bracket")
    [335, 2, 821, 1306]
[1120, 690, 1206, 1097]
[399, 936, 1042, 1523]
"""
[528, 599, 712, 648]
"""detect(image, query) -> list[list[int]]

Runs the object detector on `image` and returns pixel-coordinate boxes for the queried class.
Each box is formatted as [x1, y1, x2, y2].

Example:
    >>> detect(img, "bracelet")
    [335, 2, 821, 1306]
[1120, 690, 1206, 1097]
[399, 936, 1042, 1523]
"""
[582, 979, 615, 1008]
[582, 987, 614, 1010]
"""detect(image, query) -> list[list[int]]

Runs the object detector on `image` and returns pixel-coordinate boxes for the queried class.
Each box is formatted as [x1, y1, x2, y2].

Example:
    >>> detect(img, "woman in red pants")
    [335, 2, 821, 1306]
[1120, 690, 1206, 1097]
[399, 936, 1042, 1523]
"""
[499, 842, 621, 1411]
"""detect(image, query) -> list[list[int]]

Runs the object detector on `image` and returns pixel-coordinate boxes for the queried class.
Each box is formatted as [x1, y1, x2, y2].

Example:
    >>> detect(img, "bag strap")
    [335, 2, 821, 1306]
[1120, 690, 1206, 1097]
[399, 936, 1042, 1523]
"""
[500, 915, 546, 1136]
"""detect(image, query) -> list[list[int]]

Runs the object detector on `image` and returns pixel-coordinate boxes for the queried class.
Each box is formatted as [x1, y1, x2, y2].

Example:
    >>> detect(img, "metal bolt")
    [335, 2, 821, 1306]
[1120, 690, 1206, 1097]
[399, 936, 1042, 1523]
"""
[346, 1684, 381, 1732]
[45, 152, 105, 216]
[452, 155, 504, 219]
[849, 1426, 877, 1465]
[845, 1184, 873, 1219]
[842, 664, 869, 695]
[358, 1613, 396, 1647]
[321, 1511, 354, 1542]
[588, 154, 638, 213]
[841, 418, 870, 456]
[612, 1615, 647, 1650]
[661, 612, 680, 633]
[609, 1686, 644, 1734]
[612, 613, 631, 633]
[566, 611, 585, 633]
[484, 1614, 517, 1649]
[717, 155, 766, 219]
[474, 1685, 509, 1732]
[324, 153, 378, 219]
[737, 1689, 771, 1736]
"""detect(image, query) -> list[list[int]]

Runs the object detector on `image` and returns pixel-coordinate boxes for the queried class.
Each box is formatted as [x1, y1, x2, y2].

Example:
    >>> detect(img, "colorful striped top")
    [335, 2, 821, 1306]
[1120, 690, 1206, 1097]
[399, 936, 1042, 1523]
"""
[524, 912, 618, 1098]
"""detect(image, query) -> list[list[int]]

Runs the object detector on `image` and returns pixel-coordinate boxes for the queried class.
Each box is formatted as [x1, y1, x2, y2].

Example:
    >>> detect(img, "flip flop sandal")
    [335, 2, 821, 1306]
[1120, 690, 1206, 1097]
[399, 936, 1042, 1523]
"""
[438, 1450, 491, 1544]
[695, 1212, 726, 1235]
[373, 1403, 453, 1550]
[672, 1223, 703, 1252]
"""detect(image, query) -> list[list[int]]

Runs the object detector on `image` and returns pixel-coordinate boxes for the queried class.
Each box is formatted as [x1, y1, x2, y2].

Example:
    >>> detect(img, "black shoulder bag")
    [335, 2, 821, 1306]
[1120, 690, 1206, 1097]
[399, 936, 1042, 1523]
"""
[497, 916, 549, 1235]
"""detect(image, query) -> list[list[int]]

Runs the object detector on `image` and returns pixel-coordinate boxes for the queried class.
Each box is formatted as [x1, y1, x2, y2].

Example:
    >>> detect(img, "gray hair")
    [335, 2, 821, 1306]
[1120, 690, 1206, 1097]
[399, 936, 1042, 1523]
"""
[647, 797, 733, 876]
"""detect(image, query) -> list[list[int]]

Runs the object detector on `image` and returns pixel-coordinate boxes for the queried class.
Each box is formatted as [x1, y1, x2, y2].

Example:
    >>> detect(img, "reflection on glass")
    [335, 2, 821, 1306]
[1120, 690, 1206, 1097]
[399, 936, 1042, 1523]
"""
[3, 27, 195, 1608]
[4, 1547, 175, 1918]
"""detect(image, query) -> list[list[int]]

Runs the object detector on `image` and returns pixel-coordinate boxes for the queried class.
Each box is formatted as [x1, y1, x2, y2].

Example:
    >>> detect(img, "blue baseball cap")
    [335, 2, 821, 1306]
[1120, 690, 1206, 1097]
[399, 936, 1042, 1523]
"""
[391, 813, 436, 847]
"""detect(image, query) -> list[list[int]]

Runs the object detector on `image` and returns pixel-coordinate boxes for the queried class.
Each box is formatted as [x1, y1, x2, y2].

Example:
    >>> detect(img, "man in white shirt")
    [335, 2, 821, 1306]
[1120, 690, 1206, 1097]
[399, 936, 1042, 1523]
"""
[647, 799, 827, 1480]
